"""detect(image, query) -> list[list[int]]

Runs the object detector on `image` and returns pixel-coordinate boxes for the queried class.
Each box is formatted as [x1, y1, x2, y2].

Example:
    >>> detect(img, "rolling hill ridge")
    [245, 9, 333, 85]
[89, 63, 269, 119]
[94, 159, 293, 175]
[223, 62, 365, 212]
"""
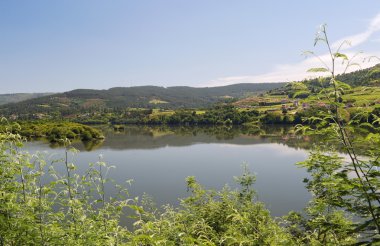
[0, 93, 54, 106]
[0, 83, 285, 118]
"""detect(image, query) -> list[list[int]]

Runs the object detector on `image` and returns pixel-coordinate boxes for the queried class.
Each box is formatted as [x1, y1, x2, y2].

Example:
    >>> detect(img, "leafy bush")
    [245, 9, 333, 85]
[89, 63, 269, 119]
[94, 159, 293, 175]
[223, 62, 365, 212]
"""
[261, 112, 283, 124]
[0, 133, 130, 245]
[0, 121, 104, 143]
[132, 173, 295, 245]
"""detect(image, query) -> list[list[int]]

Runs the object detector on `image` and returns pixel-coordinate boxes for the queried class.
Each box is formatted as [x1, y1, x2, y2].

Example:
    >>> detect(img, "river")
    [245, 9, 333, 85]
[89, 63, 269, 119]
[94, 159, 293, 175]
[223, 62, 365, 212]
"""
[24, 125, 312, 217]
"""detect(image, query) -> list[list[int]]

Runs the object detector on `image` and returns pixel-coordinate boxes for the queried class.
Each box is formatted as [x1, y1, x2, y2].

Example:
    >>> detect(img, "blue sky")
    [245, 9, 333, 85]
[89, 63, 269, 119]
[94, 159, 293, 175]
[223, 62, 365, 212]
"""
[1, 1, 380, 93]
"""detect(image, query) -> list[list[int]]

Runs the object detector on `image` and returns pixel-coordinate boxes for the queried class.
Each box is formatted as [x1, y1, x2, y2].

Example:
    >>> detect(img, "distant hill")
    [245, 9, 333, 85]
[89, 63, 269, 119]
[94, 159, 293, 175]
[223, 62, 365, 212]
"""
[0, 83, 284, 118]
[335, 63, 380, 87]
[233, 63, 380, 110]
[267, 63, 380, 97]
[0, 93, 54, 106]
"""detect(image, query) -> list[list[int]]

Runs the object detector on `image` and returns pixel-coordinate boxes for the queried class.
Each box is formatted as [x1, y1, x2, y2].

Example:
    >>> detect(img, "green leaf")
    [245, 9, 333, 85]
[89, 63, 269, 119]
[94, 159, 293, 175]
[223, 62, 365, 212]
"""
[334, 52, 348, 60]
[307, 67, 329, 73]
[128, 204, 144, 214]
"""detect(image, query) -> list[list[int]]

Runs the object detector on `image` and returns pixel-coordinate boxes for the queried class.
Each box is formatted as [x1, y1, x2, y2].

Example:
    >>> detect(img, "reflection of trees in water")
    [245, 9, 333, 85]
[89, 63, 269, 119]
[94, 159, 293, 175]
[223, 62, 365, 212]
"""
[81, 139, 104, 151]
[44, 125, 373, 154]
[47, 138, 105, 151]
[101, 125, 303, 150]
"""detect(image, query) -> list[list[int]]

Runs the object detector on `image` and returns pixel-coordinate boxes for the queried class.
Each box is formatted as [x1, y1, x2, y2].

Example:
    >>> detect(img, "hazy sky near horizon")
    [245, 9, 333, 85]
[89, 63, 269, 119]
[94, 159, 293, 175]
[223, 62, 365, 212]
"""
[1, 1, 380, 93]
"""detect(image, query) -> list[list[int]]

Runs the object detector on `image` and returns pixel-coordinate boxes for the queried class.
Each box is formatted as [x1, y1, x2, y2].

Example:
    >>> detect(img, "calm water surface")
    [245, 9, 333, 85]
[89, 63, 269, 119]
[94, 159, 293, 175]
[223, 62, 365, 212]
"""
[25, 126, 312, 217]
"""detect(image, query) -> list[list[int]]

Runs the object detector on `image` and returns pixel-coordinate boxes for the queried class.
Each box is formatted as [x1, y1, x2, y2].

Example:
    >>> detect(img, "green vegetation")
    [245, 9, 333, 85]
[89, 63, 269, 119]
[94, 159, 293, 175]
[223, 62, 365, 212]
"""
[4, 76, 380, 128]
[69, 99, 380, 128]
[0, 133, 129, 245]
[132, 173, 296, 245]
[0, 133, 359, 245]
[294, 24, 380, 243]
[0, 83, 284, 119]
[1, 65, 379, 129]
[0, 120, 104, 143]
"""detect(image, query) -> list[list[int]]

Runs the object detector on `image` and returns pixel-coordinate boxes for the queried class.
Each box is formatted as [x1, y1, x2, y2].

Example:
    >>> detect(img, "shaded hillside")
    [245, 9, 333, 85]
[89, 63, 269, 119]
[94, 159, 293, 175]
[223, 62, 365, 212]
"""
[335, 63, 380, 86]
[0, 93, 54, 105]
[0, 83, 284, 118]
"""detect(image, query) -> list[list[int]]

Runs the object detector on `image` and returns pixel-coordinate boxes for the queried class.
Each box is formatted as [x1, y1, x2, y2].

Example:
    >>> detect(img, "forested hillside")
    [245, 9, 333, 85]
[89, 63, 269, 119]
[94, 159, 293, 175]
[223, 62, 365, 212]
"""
[2, 64, 379, 121]
[0, 83, 284, 118]
[335, 63, 380, 86]
[268, 63, 380, 97]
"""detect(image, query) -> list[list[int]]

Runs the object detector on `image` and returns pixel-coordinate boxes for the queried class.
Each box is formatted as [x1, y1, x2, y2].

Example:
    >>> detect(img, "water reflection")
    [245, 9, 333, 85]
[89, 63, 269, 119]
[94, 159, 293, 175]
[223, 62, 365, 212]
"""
[64, 125, 322, 152]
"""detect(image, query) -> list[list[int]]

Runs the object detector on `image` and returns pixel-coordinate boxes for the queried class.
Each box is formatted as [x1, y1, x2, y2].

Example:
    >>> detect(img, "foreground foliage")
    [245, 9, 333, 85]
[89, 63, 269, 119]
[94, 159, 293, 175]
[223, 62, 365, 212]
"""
[294, 24, 380, 244]
[0, 133, 130, 245]
[0, 131, 361, 245]
[132, 173, 295, 245]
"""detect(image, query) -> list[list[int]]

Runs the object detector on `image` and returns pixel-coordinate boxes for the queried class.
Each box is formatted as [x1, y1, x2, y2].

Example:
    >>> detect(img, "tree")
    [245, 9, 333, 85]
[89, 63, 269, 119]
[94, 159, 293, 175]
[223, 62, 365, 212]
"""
[294, 24, 380, 243]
